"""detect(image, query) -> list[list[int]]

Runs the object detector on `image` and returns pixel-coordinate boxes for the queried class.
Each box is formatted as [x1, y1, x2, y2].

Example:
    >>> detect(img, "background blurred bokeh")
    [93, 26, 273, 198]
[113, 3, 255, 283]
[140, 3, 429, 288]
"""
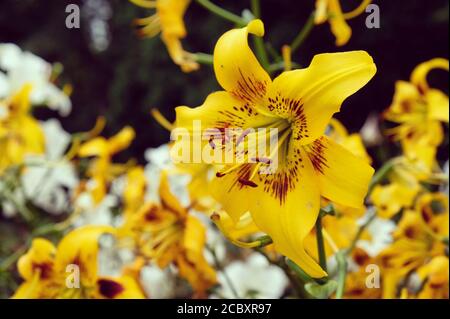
[0, 0, 448, 164]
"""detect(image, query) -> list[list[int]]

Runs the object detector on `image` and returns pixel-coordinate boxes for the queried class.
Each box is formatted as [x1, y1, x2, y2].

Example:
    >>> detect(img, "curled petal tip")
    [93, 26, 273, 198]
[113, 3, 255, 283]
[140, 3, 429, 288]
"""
[247, 19, 264, 37]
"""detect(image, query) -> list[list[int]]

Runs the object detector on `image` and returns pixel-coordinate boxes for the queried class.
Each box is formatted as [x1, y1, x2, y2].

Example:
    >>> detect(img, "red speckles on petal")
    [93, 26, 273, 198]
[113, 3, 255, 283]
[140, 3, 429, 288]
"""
[305, 137, 329, 174]
[232, 68, 268, 105]
[267, 93, 309, 141]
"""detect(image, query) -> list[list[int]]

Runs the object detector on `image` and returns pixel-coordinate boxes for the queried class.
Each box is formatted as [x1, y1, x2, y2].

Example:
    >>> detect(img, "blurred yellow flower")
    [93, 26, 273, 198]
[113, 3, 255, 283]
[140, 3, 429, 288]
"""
[327, 118, 372, 164]
[370, 182, 418, 219]
[315, 0, 372, 46]
[384, 58, 449, 164]
[415, 192, 449, 239]
[123, 166, 147, 216]
[78, 126, 135, 203]
[13, 226, 144, 299]
[174, 20, 376, 278]
[416, 256, 449, 299]
[377, 209, 447, 298]
[0, 84, 45, 173]
[130, 0, 198, 72]
[344, 248, 382, 299]
[120, 172, 216, 295]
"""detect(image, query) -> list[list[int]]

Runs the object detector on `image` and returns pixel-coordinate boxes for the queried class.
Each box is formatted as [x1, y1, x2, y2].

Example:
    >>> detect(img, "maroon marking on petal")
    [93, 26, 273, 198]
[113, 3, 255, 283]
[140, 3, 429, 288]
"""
[306, 137, 329, 174]
[208, 138, 216, 149]
[145, 206, 159, 221]
[97, 279, 125, 298]
[238, 178, 258, 188]
[32, 262, 53, 279]
[231, 68, 267, 105]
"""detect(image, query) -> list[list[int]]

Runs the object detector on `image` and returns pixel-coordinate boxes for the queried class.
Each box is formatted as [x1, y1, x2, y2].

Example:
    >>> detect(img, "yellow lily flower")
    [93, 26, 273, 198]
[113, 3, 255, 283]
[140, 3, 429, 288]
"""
[415, 192, 449, 239]
[377, 210, 446, 298]
[387, 155, 445, 189]
[13, 225, 144, 299]
[384, 59, 449, 163]
[130, 0, 198, 72]
[173, 20, 376, 278]
[315, 0, 372, 46]
[370, 182, 418, 219]
[120, 172, 216, 295]
[123, 166, 147, 217]
[78, 126, 135, 203]
[344, 268, 382, 299]
[343, 248, 382, 299]
[416, 256, 449, 299]
[0, 84, 45, 173]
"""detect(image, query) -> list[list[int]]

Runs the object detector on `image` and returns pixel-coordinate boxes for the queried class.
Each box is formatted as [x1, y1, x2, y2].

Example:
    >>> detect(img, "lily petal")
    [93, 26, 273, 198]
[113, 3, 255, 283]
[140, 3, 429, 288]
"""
[426, 89, 449, 123]
[328, 0, 352, 46]
[305, 135, 374, 208]
[107, 126, 135, 155]
[410, 58, 449, 92]
[213, 20, 271, 106]
[212, 147, 326, 278]
[17, 238, 56, 281]
[268, 51, 376, 145]
[78, 137, 108, 157]
[55, 225, 115, 285]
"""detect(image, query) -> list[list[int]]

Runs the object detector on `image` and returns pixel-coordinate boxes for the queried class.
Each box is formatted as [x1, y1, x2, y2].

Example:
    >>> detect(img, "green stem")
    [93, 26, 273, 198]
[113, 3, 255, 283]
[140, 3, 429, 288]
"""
[266, 43, 283, 62]
[207, 246, 240, 298]
[335, 251, 347, 299]
[0, 243, 28, 272]
[345, 211, 376, 257]
[282, 258, 312, 298]
[193, 52, 214, 65]
[195, 0, 246, 26]
[334, 211, 377, 299]
[367, 159, 395, 196]
[250, 0, 270, 71]
[285, 258, 314, 284]
[291, 11, 316, 53]
[267, 61, 300, 73]
[315, 214, 327, 272]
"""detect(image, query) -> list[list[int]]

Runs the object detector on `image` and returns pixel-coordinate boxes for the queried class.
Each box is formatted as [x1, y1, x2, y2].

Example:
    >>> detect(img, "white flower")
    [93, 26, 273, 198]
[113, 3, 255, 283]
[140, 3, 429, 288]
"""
[41, 119, 71, 160]
[357, 210, 396, 257]
[0, 43, 71, 116]
[21, 120, 78, 214]
[98, 232, 135, 277]
[144, 144, 191, 207]
[360, 113, 383, 147]
[215, 253, 288, 299]
[140, 264, 176, 299]
[73, 191, 117, 227]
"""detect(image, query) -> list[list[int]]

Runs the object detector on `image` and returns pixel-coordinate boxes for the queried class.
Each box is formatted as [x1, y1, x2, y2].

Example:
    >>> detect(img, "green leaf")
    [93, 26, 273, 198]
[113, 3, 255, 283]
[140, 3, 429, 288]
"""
[304, 280, 338, 299]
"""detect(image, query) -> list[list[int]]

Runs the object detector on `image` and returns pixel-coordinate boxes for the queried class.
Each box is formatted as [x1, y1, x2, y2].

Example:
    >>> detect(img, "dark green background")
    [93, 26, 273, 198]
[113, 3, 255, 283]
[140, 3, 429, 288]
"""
[0, 0, 448, 163]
